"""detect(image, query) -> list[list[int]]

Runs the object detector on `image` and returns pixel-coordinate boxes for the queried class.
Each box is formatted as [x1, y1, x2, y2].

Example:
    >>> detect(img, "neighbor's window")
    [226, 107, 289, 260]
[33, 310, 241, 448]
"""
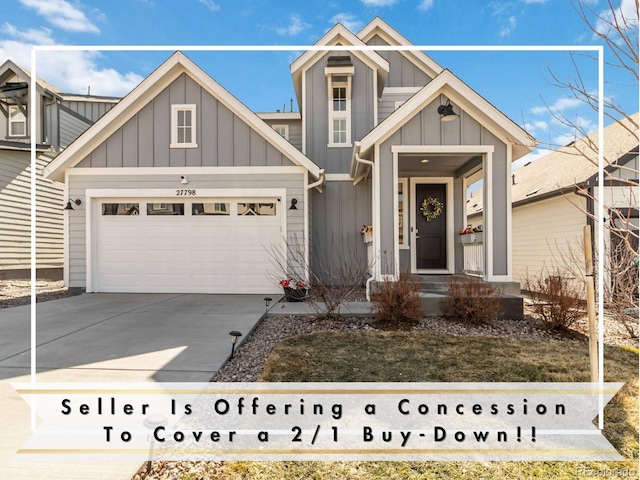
[399, 179, 408, 247]
[146, 203, 185, 215]
[8, 105, 26, 137]
[238, 202, 276, 216]
[102, 203, 139, 215]
[171, 104, 197, 148]
[327, 75, 351, 146]
[273, 125, 289, 140]
[192, 202, 230, 215]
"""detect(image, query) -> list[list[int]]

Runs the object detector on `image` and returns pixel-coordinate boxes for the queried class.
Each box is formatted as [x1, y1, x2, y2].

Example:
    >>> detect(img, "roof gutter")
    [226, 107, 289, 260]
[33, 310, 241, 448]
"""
[306, 169, 325, 192]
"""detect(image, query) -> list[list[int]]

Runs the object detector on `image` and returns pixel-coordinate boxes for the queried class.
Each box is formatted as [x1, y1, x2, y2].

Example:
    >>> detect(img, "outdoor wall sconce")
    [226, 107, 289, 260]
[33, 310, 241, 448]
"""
[229, 330, 243, 358]
[437, 100, 460, 122]
[180, 175, 189, 184]
[64, 198, 82, 210]
[264, 297, 272, 312]
[289, 198, 298, 210]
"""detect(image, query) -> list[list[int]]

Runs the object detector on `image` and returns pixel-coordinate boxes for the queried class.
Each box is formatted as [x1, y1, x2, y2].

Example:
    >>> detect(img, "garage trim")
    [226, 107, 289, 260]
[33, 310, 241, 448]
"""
[85, 188, 287, 293]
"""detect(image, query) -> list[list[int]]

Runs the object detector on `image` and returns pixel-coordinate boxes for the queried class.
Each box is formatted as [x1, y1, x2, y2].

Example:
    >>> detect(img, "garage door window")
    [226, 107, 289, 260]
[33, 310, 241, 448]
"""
[102, 203, 139, 215]
[192, 202, 230, 215]
[147, 203, 185, 216]
[238, 202, 276, 216]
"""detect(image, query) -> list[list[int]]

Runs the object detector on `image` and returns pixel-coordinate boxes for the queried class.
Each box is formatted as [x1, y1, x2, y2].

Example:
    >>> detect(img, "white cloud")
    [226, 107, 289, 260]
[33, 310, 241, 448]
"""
[276, 14, 311, 36]
[198, 0, 220, 12]
[19, 0, 99, 33]
[330, 13, 363, 32]
[360, 0, 398, 6]
[530, 96, 583, 115]
[0, 24, 143, 97]
[418, 0, 435, 11]
[595, 0, 639, 35]
[521, 0, 547, 4]
[500, 16, 517, 37]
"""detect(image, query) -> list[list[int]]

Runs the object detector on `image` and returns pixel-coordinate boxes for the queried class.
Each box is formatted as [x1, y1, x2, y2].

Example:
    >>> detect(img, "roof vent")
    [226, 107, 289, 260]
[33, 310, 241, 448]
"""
[327, 55, 352, 67]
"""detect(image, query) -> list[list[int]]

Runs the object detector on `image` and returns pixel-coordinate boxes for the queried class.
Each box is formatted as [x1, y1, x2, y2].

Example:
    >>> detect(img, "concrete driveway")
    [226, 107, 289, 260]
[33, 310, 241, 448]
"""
[0, 293, 269, 479]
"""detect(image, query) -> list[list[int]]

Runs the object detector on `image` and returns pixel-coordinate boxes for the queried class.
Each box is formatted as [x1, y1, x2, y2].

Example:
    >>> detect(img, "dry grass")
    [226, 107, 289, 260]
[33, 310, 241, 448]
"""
[215, 333, 636, 480]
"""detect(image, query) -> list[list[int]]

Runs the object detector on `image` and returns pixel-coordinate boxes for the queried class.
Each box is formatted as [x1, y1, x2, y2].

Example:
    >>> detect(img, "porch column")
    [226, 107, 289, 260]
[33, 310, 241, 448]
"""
[482, 144, 511, 281]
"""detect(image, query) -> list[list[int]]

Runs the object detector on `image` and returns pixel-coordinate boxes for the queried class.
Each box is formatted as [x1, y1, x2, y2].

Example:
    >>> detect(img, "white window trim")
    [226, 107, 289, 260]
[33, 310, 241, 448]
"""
[326, 75, 352, 148]
[272, 124, 289, 140]
[170, 104, 197, 148]
[8, 105, 27, 138]
[399, 177, 409, 249]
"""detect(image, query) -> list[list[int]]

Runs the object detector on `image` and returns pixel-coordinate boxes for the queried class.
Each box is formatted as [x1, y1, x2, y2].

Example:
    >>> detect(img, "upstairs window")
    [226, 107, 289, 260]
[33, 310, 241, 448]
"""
[171, 104, 197, 148]
[327, 75, 351, 147]
[273, 124, 289, 140]
[8, 105, 26, 137]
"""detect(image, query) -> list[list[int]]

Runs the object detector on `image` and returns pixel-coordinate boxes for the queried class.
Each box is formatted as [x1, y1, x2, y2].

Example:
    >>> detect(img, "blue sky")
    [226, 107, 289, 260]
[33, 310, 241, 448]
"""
[0, 0, 637, 167]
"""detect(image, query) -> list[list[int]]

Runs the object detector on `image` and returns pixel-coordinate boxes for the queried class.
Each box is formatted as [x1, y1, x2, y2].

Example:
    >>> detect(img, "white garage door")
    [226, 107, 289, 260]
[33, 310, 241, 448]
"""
[94, 198, 283, 294]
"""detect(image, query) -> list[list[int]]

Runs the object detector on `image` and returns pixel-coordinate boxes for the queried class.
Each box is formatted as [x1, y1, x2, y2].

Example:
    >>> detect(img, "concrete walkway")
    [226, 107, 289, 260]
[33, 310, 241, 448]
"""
[0, 293, 268, 480]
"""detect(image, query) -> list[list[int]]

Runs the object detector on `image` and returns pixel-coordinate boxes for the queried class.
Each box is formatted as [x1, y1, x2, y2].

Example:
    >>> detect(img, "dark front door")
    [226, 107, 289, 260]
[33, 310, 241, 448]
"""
[415, 183, 447, 270]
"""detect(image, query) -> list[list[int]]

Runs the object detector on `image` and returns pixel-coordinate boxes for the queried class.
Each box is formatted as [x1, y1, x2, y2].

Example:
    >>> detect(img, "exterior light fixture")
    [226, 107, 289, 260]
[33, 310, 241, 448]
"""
[229, 330, 243, 358]
[289, 198, 298, 210]
[264, 297, 272, 312]
[143, 414, 167, 474]
[420, 159, 430, 163]
[437, 100, 459, 122]
[64, 198, 82, 210]
[180, 175, 189, 184]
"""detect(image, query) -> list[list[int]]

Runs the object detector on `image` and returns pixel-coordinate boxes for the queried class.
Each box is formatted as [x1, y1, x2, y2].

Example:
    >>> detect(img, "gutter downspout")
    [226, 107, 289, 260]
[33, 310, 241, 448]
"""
[306, 169, 325, 191]
[352, 143, 376, 300]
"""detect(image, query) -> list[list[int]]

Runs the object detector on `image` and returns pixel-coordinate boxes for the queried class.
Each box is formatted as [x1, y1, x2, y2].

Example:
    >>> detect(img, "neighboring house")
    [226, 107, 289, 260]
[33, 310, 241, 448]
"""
[467, 113, 639, 288]
[0, 60, 118, 280]
[44, 18, 536, 295]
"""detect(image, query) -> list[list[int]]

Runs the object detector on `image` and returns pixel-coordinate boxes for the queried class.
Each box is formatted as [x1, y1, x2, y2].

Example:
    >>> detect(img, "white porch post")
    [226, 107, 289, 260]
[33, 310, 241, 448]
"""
[483, 151, 493, 281]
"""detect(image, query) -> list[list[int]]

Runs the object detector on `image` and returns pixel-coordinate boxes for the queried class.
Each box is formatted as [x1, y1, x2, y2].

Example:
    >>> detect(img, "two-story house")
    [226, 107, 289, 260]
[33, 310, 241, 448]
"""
[0, 60, 118, 280]
[44, 18, 536, 295]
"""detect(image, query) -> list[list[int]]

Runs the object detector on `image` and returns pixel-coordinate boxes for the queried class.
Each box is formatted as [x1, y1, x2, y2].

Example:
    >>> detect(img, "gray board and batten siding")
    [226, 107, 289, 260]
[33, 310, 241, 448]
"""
[378, 98, 509, 276]
[76, 73, 296, 169]
[366, 34, 433, 88]
[304, 51, 375, 174]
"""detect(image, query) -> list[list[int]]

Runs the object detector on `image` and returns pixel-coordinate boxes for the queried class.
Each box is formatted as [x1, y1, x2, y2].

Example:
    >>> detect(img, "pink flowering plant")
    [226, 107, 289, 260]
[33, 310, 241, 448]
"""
[279, 279, 307, 290]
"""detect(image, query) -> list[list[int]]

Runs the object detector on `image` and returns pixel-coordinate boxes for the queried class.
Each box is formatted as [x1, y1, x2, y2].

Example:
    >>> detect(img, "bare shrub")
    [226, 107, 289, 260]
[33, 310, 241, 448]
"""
[269, 235, 372, 320]
[371, 275, 423, 330]
[523, 268, 584, 331]
[442, 276, 502, 324]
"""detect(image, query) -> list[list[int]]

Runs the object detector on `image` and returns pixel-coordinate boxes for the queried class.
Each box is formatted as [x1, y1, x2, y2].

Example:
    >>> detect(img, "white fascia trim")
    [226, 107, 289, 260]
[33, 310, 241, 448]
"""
[45, 52, 321, 182]
[257, 112, 301, 121]
[356, 19, 443, 78]
[324, 66, 355, 76]
[392, 145, 495, 155]
[360, 71, 535, 157]
[66, 166, 306, 177]
[324, 174, 353, 181]
[409, 177, 455, 274]
[290, 25, 389, 75]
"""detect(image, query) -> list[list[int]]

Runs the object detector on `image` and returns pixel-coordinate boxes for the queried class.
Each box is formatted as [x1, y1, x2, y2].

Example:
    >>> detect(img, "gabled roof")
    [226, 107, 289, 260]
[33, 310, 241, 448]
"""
[44, 52, 321, 183]
[357, 17, 443, 80]
[0, 59, 61, 99]
[290, 23, 389, 109]
[352, 69, 536, 178]
[468, 113, 639, 215]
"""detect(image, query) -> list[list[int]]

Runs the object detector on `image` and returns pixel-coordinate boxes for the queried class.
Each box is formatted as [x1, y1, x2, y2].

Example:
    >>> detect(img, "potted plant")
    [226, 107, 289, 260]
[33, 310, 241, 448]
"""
[279, 279, 309, 302]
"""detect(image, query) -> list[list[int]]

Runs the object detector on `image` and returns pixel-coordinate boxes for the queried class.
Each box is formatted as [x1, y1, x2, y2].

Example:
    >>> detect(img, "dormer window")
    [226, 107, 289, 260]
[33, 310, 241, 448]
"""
[325, 57, 354, 148]
[8, 105, 26, 137]
[170, 104, 197, 148]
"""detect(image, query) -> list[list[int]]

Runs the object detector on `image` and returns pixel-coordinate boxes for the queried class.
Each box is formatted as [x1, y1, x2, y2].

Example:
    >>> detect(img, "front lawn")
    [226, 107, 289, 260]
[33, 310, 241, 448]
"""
[223, 333, 638, 480]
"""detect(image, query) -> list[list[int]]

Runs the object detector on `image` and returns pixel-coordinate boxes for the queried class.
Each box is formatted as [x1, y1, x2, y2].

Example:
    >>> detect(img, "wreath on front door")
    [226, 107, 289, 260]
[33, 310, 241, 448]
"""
[420, 197, 444, 221]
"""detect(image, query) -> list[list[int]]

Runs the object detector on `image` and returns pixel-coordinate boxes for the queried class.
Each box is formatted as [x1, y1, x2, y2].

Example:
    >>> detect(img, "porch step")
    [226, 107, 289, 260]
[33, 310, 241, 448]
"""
[418, 292, 524, 320]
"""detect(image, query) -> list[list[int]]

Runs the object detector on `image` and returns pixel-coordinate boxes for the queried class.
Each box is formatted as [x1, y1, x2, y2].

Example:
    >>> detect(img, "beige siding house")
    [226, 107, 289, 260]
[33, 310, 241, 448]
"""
[467, 113, 639, 291]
